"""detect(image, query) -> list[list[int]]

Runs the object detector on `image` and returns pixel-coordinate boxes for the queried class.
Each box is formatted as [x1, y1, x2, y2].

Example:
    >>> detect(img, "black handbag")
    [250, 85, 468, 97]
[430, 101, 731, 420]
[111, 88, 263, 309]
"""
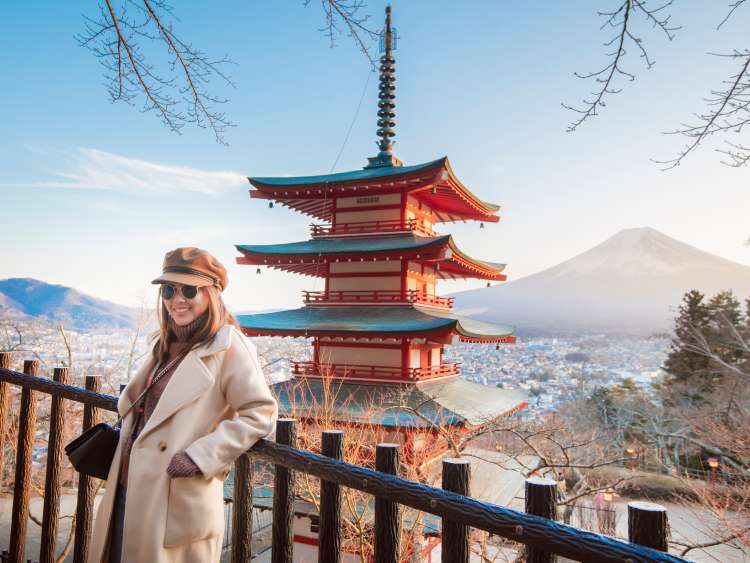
[65, 422, 121, 480]
[65, 351, 189, 480]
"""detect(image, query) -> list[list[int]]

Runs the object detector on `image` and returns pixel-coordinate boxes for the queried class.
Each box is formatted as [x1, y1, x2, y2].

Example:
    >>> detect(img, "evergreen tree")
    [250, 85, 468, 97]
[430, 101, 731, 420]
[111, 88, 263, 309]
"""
[707, 290, 743, 327]
[706, 289, 744, 365]
[663, 290, 710, 388]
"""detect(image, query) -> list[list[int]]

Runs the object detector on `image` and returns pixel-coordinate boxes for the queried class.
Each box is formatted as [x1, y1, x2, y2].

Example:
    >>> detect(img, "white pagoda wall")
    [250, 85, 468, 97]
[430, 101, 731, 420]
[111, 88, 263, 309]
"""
[330, 261, 400, 273]
[335, 208, 400, 224]
[318, 345, 401, 368]
[334, 193, 401, 225]
[328, 260, 401, 292]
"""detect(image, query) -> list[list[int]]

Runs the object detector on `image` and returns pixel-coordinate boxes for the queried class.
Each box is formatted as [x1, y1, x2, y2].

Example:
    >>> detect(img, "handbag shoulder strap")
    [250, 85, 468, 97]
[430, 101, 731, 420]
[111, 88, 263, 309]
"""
[116, 348, 190, 427]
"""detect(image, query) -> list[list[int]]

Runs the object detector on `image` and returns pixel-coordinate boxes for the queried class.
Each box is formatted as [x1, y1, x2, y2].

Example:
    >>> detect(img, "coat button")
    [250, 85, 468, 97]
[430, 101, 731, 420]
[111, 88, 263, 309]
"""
[158, 441, 167, 451]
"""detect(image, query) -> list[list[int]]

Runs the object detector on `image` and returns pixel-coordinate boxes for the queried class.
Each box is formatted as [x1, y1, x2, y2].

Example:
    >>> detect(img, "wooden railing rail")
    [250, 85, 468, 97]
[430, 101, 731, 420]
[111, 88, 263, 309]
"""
[0, 366, 117, 410]
[0, 361, 116, 563]
[252, 431, 688, 563]
[291, 360, 460, 381]
[303, 290, 454, 309]
[0, 360, 691, 563]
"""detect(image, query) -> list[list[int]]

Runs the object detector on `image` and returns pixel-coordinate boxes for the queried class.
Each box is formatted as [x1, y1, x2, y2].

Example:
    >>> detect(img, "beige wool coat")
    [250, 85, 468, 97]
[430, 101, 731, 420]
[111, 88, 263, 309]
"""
[87, 324, 278, 563]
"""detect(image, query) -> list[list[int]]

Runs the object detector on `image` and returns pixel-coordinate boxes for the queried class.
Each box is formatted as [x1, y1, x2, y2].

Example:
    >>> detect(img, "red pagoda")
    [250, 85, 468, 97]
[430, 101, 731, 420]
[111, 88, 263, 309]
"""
[237, 6, 525, 446]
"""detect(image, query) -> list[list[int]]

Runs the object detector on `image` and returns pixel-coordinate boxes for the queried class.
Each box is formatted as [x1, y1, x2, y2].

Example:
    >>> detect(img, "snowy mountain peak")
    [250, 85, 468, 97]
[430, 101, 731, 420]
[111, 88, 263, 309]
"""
[452, 227, 750, 334]
[547, 227, 737, 278]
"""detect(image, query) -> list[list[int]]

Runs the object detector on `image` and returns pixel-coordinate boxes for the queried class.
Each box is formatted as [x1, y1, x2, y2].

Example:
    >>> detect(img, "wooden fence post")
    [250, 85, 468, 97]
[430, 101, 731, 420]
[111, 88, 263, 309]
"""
[231, 453, 254, 563]
[318, 430, 343, 563]
[40, 367, 70, 563]
[9, 360, 39, 563]
[73, 375, 102, 563]
[525, 476, 558, 563]
[442, 458, 471, 563]
[272, 419, 296, 563]
[375, 443, 400, 563]
[0, 353, 11, 481]
[628, 501, 668, 552]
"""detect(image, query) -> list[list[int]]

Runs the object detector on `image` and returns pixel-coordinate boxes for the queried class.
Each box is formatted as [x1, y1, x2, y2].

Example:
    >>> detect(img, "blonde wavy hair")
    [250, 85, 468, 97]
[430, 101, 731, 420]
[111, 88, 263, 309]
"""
[149, 284, 240, 365]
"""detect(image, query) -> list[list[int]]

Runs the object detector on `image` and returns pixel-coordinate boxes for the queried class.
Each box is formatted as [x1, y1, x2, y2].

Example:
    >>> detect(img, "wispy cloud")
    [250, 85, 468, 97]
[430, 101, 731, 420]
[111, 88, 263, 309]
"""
[4, 147, 247, 195]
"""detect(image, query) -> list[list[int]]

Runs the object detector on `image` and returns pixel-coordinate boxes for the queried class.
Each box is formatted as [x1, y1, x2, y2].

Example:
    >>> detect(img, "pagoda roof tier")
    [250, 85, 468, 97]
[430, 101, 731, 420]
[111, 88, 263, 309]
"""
[271, 377, 527, 428]
[238, 306, 516, 343]
[236, 234, 506, 281]
[248, 157, 500, 224]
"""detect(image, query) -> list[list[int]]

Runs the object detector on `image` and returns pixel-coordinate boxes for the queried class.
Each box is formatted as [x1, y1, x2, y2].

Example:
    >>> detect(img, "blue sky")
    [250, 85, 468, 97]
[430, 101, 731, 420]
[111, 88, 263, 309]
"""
[1, 1, 748, 311]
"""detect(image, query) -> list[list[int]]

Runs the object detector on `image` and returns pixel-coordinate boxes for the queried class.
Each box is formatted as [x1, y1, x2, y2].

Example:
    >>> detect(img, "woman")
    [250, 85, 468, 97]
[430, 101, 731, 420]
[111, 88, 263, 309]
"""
[88, 247, 278, 563]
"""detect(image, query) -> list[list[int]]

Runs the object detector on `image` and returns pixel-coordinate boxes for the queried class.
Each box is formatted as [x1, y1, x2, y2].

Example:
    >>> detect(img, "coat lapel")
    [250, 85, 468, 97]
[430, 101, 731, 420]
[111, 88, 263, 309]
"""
[133, 325, 233, 443]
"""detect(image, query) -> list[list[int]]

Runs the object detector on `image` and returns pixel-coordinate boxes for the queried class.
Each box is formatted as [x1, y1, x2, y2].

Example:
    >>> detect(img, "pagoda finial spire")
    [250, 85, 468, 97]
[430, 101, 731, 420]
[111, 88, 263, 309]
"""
[365, 5, 403, 169]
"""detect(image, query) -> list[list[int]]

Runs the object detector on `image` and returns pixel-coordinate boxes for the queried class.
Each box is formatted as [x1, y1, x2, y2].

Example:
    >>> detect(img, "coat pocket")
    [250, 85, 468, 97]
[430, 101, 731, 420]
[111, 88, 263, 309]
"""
[164, 476, 224, 548]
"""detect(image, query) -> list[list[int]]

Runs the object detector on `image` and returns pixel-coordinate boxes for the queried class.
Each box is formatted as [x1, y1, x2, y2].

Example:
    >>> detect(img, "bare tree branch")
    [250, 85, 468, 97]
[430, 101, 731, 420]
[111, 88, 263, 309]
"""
[564, 1, 679, 132]
[677, 526, 750, 556]
[657, 50, 750, 169]
[77, 0, 236, 144]
[306, 0, 379, 64]
[717, 0, 748, 30]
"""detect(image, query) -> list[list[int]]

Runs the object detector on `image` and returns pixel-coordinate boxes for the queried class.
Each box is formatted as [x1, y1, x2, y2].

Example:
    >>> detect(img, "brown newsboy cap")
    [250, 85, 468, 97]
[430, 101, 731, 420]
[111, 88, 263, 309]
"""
[151, 247, 228, 291]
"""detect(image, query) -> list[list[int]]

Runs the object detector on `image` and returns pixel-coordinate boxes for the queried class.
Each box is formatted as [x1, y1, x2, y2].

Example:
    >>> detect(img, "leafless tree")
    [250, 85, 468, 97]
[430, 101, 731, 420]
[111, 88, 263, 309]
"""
[75, 2, 750, 167]
[562, 311, 750, 557]
[77, 0, 236, 144]
[307, 0, 379, 63]
[77, 0, 380, 145]
[125, 296, 156, 382]
[660, 47, 750, 169]
[567, 1, 750, 169]
[563, 1, 679, 132]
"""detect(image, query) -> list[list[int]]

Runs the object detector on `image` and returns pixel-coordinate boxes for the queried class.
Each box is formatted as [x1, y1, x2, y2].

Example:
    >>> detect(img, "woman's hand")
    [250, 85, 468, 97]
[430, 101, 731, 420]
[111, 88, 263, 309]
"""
[167, 451, 203, 478]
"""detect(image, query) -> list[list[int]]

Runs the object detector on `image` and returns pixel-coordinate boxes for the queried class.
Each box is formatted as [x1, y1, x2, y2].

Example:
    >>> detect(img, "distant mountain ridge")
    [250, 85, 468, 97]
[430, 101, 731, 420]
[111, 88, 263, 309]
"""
[0, 278, 137, 330]
[5, 228, 748, 334]
[452, 227, 750, 335]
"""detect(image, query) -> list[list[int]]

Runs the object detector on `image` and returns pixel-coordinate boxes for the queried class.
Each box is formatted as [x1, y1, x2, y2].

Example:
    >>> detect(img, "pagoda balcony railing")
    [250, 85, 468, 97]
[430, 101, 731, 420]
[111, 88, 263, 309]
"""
[291, 360, 460, 381]
[303, 290, 454, 309]
[310, 218, 437, 238]
[0, 355, 688, 563]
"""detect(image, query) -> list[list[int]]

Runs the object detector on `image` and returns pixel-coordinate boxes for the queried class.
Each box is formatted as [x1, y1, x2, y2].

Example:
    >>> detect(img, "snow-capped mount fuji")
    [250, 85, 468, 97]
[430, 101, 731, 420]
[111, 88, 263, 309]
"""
[452, 227, 750, 334]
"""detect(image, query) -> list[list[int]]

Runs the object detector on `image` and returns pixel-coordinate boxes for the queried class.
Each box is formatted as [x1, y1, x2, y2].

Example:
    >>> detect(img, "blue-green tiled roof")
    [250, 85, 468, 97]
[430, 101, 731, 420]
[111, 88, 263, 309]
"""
[237, 306, 515, 339]
[249, 158, 445, 187]
[236, 234, 449, 257]
[271, 377, 527, 427]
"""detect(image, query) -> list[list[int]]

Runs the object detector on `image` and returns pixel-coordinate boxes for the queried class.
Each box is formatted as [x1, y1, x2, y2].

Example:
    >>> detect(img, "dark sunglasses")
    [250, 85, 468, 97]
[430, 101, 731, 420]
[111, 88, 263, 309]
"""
[161, 284, 199, 300]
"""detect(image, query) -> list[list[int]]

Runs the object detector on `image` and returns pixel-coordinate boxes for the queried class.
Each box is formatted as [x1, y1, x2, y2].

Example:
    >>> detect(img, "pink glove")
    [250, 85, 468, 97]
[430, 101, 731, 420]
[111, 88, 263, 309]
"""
[167, 451, 203, 477]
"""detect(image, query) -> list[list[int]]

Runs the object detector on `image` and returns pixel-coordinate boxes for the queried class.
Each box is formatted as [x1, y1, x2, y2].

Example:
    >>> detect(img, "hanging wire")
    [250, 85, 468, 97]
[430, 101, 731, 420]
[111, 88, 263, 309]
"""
[329, 69, 374, 173]
[304, 68, 373, 347]
[310, 67, 374, 297]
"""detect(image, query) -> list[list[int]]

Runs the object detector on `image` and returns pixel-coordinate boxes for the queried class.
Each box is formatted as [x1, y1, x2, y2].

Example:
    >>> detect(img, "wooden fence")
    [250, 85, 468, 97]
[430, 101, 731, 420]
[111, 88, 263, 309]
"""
[0, 354, 689, 563]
